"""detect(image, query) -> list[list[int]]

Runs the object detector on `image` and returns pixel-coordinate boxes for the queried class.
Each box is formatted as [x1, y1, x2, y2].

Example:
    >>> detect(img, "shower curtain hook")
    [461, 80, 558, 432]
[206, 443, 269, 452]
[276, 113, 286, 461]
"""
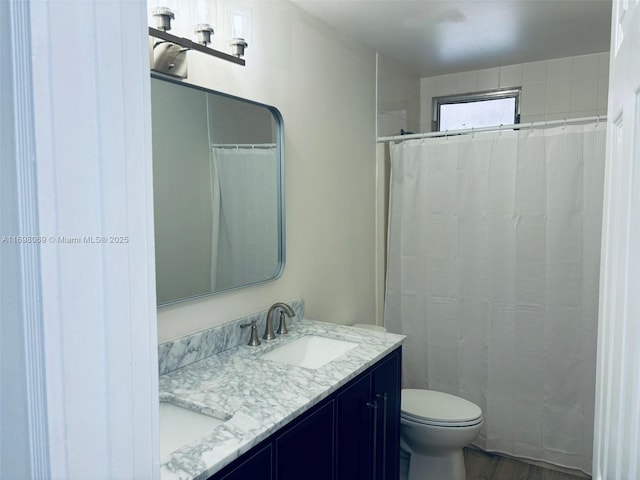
[471, 127, 475, 138]
[596, 115, 600, 127]
[563, 118, 567, 130]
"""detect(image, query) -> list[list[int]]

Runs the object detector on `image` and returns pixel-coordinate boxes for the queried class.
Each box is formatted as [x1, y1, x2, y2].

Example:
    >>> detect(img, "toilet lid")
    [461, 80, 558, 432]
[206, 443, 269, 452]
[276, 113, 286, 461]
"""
[401, 389, 482, 425]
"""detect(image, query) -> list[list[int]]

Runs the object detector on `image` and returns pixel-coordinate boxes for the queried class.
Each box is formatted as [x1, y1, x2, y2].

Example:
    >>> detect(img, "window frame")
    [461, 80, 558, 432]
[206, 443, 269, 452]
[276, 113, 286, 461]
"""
[432, 88, 521, 132]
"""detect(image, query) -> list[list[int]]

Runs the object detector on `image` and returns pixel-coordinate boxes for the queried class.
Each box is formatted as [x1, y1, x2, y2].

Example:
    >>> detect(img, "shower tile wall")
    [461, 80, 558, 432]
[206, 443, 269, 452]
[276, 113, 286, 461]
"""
[377, 53, 421, 137]
[419, 52, 610, 132]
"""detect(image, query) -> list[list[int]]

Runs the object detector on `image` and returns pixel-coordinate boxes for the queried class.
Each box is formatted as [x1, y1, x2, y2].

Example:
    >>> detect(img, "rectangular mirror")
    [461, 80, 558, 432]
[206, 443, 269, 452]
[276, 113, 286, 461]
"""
[151, 75, 285, 306]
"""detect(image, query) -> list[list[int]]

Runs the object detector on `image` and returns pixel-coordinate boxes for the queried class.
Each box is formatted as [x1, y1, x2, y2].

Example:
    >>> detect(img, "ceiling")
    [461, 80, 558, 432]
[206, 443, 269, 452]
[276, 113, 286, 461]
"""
[289, 0, 613, 77]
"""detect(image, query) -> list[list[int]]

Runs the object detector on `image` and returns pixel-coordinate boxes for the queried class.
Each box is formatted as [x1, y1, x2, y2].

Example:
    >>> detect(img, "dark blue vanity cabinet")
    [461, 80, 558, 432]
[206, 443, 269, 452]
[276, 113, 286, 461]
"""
[208, 347, 401, 480]
[275, 400, 335, 479]
[336, 349, 401, 480]
[215, 445, 273, 480]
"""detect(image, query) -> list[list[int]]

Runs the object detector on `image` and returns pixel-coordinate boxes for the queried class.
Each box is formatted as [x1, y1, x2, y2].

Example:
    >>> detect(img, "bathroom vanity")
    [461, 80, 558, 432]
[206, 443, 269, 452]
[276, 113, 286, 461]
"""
[151, 55, 404, 480]
[210, 348, 401, 480]
[159, 316, 404, 480]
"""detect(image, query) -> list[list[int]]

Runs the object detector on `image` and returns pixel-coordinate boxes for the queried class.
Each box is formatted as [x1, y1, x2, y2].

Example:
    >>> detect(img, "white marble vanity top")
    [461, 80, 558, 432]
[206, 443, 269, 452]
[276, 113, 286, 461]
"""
[159, 319, 405, 480]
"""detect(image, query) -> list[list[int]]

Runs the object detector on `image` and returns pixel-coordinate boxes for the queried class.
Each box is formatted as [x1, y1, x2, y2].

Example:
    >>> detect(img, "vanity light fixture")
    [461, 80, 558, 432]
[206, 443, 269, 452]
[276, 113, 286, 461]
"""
[225, 3, 251, 58]
[229, 38, 248, 58]
[151, 6, 175, 32]
[193, 23, 214, 45]
[191, 0, 215, 46]
[148, 1, 245, 79]
[148, 27, 245, 65]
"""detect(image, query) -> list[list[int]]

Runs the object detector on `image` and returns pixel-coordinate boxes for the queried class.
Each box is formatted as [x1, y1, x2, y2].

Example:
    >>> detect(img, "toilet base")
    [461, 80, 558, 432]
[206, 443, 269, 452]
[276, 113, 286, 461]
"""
[406, 448, 466, 480]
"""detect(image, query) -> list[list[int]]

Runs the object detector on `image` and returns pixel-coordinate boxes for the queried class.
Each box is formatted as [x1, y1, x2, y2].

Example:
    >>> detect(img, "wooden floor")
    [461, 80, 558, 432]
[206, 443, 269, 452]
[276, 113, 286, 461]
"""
[464, 448, 590, 480]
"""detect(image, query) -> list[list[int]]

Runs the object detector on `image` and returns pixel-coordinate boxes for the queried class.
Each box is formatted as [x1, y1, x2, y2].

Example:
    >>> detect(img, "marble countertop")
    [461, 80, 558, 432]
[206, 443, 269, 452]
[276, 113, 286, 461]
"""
[159, 319, 405, 480]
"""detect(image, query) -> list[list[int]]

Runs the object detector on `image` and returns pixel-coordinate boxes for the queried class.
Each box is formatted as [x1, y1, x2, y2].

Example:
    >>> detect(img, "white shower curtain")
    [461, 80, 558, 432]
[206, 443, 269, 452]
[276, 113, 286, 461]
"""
[384, 123, 606, 473]
[210, 145, 279, 291]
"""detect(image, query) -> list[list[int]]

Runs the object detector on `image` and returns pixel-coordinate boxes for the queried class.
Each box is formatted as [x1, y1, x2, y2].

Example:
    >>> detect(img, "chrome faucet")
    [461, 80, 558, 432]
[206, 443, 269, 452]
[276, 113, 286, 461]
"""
[264, 302, 296, 340]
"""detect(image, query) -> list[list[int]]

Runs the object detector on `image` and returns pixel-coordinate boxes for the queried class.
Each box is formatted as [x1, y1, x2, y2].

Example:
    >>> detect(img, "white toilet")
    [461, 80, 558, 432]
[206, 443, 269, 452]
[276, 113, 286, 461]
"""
[400, 389, 482, 480]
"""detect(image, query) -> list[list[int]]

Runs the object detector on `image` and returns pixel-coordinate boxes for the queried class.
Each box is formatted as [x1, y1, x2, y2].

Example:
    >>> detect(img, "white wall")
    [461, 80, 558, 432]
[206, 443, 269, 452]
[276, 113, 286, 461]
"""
[374, 54, 420, 325]
[420, 52, 610, 132]
[157, 1, 377, 342]
[377, 53, 421, 137]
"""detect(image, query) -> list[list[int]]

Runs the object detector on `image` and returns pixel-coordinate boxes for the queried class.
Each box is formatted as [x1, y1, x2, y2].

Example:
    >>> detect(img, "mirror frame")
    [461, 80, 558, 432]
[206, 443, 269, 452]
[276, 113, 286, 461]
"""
[151, 73, 286, 306]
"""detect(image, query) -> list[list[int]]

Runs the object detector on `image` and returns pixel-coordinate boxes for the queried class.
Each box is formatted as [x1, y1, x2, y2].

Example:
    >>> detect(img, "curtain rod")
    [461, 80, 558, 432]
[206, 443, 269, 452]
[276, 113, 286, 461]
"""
[377, 115, 607, 143]
[211, 143, 276, 149]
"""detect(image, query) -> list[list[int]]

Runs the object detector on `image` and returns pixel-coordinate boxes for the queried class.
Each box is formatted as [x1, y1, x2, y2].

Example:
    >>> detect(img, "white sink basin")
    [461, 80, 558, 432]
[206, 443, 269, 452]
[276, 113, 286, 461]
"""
[159, 402, 227, 463]
[261, 335, 359, 369]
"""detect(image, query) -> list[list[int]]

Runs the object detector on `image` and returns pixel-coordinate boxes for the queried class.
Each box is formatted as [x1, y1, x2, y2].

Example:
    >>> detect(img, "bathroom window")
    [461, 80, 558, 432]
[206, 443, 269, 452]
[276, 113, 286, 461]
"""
[433, 88, 521, 132]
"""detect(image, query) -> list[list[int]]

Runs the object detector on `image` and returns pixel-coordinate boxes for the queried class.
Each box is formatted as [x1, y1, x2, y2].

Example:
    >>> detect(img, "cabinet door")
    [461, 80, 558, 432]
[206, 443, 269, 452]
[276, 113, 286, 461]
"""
[371, 349, 401, 480]
[213, 444, 272, 480]
[336, 373, 373, 480]
[275, 400, 335, 480]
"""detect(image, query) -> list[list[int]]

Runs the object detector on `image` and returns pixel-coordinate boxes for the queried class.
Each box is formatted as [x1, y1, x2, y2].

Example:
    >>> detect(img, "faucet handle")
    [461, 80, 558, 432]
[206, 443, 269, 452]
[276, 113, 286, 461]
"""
[241, 320, 261, 346]
[276, 311, 289, 335]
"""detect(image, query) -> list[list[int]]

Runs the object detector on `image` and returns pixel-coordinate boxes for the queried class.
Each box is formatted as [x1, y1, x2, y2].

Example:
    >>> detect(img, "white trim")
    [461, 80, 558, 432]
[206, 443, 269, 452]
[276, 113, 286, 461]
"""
[593, 1, 640, 477]
[374, 52, 385, 328]
[12, 0, 51, 471]
[2, 0, 50, 477]
[15, 0, 160, 477]
[211, 143, 276, 149]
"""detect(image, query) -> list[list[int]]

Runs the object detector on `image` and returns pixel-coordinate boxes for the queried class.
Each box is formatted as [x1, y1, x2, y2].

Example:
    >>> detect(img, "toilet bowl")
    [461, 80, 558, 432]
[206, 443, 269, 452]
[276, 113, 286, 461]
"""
[400, 389, 482, 480]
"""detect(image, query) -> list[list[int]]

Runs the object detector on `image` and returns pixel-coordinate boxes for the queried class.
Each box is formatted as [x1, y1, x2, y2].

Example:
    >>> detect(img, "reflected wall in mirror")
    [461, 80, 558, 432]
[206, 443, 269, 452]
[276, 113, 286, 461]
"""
[151, 75, 285, 306]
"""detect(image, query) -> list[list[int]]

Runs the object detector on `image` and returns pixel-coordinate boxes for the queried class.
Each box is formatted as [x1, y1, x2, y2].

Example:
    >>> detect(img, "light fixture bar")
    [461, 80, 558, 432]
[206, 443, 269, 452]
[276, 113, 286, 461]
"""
[148, 27, 245, 66]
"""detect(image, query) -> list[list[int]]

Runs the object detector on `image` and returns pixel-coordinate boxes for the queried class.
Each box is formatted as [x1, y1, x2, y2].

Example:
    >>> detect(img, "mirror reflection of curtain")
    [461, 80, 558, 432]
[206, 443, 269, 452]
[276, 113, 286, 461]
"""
[210, 145, 279, 291]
